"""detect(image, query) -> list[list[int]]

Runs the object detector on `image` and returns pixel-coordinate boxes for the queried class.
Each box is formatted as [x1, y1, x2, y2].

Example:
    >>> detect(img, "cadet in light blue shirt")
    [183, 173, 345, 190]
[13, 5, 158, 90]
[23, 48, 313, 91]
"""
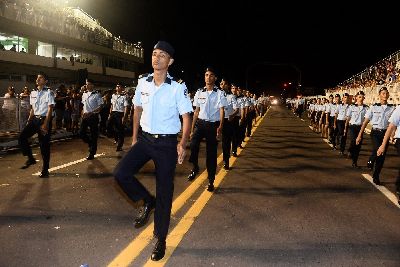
[220, 78, 238, 170]
[108, 83, 130, 151]
[188, 67, 227, 191]
[377, 105, 400, 204]
[79, 79, 104, 160]
[18, 72, 55, 178]
[114, 41, 193, 261]
[357, 87, 395, 185]
[334, 93, 349, 153]
[344, 91, 368, 167]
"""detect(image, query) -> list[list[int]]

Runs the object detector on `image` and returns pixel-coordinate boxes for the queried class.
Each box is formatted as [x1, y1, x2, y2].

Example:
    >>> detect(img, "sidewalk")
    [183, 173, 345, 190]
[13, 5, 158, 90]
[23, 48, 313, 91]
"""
[0, 129, 74, 151]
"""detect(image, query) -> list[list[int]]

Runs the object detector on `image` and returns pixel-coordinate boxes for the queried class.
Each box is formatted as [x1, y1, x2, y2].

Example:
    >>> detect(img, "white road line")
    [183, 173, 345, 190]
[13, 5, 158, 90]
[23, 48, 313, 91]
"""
[32, 153, 105, 176]
[361, 173, 400, 208]
[322, 138, 333, 148]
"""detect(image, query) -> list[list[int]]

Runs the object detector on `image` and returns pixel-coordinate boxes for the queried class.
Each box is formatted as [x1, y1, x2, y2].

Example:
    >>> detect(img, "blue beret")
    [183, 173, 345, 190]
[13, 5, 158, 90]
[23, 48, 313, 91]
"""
[356, 90, 365, 96]
[153, 41, 174, 58]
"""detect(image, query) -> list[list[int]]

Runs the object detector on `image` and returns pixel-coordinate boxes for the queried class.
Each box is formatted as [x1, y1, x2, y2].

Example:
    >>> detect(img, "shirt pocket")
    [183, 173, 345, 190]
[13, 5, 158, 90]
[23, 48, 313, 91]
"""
[141, 92, 150, 104]
[198, 97, 206, 105]
[159, 94, 175, 108]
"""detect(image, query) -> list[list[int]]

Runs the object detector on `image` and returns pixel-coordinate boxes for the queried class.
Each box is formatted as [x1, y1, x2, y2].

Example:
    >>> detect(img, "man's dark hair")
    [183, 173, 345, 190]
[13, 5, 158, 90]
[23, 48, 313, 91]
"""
[86, 78, 95, 84]
[38, 72, 49, 81]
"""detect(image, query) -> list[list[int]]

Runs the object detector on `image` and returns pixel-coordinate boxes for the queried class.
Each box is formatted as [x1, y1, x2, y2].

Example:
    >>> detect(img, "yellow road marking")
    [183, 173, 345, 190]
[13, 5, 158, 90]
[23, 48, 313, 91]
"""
[108, 109, 269, 266]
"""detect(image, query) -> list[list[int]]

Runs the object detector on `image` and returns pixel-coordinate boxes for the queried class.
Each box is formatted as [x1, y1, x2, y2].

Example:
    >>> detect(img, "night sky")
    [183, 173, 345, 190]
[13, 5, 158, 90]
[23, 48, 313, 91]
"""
[75, 0, 399, 96]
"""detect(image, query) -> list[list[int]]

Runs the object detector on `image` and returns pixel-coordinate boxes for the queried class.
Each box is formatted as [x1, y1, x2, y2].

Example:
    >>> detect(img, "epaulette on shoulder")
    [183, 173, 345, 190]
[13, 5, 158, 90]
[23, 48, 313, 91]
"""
[94, 90, 100, 94]
[177, 79, 184, 84]
[138, 73, 149, 79]
[388, 104, 394, 106]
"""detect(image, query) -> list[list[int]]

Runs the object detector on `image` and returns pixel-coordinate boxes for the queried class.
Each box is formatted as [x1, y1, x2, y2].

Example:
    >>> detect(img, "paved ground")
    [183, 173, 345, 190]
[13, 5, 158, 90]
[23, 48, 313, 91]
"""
[0, 105, 399, 267]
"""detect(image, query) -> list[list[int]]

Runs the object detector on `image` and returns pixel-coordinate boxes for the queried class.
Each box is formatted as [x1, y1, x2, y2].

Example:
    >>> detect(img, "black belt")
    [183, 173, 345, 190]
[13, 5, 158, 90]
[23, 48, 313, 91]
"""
[142, 131, 177, 139]
[372, 128, 386, 132]
[198, 119, 219, 124]
[34, 115, 46, 119]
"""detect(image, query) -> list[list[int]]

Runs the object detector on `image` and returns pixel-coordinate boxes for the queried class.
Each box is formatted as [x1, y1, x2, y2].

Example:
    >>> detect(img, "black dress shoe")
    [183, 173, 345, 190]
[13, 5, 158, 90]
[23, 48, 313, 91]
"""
[232, 152, 238, 157]
[151, 239, 166, 261]
[86, 154, 95, 160]
[352, 163, 359, 168]
[372, 177, 381, 185]
[39, 171, 49, 178]
[223, 163, 229, 170]
[116, 147, 123, 151]
[207, 183, 214, 192]
[397, 191, 400, 205]
[21, 158, 37, 169]
[187, 167, 199, 181]
[367, 161, 373, 170]
[134, 197, 155, 228]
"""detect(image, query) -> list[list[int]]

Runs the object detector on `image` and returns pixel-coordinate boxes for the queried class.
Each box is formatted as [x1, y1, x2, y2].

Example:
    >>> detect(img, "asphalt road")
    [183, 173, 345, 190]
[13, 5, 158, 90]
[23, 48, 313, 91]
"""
[0, 105, 399, 267]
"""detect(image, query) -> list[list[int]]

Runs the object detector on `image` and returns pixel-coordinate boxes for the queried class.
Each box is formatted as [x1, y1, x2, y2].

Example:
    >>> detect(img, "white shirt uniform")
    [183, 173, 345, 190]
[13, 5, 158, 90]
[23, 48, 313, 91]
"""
[111, 93, 129, 112]
[365, 104, 396, 130]
[82, 91, 104, 113]
[388, 106, 400, 138]
[193, 86, 228, 122]
[346, 104, 368, 125]
[134, 73, 193, 134]
[336, 104, 349, 120]
[224, 93, 238, 118]
[30, 87, 55, 116]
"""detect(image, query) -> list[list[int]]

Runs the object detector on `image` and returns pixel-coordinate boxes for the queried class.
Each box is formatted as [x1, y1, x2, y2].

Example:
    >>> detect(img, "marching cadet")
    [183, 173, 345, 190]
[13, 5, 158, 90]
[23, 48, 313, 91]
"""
[220, 78, 238, 170]
[326, 94, 337, 144]
[187, 67, 227, 192]
[231, 84, 241, 157]
[114, 41, 193, 261]
[314, 98, 323, 133]
[18, 72, 55, 178]
[320, 98, 329, 139]
[246, 91, 256, 137]
[237, 87, 249, 145]
[334, 93, 349, 154]
[344, 91, 368, 167]
[377, 105, 400, 204]
[356, 87, 395, 185]
[308, 98, 316, 129]
[107, 83, 129, 151]
[79, 78, 104, 160]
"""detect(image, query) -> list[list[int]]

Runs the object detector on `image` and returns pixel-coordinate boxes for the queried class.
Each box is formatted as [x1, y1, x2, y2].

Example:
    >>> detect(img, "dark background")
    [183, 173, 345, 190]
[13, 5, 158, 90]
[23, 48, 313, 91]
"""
[74, 0, 399, 96]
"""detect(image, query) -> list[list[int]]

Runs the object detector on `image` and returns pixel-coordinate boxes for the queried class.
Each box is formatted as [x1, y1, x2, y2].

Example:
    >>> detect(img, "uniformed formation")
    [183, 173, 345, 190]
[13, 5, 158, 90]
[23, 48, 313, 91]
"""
[16, 41, 270, 261]
[302, 88, 400, 204]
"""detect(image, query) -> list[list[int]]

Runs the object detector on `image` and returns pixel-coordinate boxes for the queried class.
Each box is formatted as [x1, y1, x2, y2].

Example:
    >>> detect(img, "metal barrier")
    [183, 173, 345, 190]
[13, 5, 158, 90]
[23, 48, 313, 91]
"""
[0, 97, 30, 133]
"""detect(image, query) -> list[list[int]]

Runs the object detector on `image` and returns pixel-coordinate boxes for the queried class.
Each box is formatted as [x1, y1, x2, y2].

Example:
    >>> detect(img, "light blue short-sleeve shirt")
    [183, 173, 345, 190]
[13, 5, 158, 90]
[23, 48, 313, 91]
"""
[193, 86, 228, 122]
[111, 94, 129, 112]
[134, 73, 193, 134]
[30, 87, 55, 116]
[388, 106, 400, 138]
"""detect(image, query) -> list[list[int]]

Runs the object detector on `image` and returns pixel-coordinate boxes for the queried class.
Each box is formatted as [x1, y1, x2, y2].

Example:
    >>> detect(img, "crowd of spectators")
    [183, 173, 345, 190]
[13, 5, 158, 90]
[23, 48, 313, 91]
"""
[325, 52, 400, 95]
